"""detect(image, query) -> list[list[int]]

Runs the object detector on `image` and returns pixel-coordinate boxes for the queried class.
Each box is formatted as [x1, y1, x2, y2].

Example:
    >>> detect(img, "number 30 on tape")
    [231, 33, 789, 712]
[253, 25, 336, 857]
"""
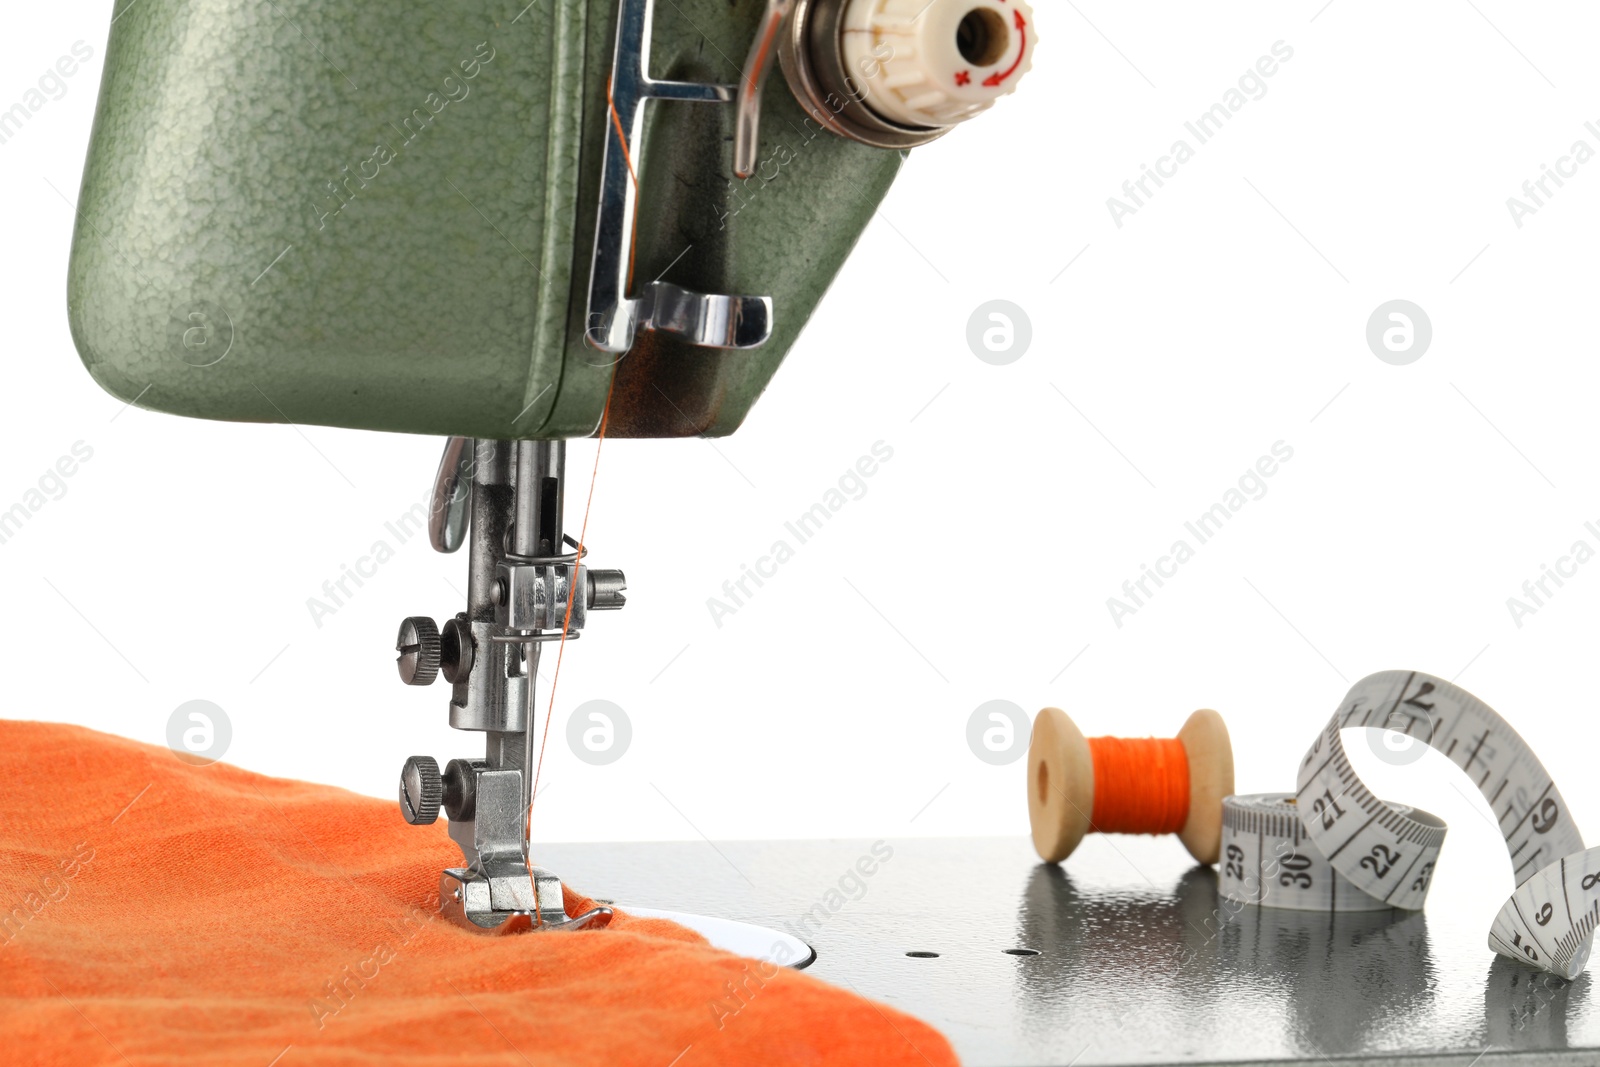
[1293, 670, 1600, 979]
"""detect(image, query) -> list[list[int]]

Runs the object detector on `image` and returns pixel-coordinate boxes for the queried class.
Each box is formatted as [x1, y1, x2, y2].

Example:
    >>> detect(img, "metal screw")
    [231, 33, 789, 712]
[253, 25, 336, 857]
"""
[399, 756, 443, 824]
[440, 616, 474, 684]
[442, 757, 484, 821]
[587, 569, 628, 610]
[396, 617, 442, 686]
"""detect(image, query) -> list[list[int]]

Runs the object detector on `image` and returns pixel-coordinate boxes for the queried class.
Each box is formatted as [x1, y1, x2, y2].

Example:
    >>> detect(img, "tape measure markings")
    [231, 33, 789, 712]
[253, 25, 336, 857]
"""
[1486, 843, 1600, 977]
[1293, 670, 1596, 979]
[1296, 672, 1577, 914]
[1221, 793, 1438, 913]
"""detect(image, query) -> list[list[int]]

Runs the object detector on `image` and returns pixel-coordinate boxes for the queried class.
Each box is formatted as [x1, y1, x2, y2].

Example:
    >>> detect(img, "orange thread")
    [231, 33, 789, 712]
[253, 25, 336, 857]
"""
[1085, 736, 1190, 835]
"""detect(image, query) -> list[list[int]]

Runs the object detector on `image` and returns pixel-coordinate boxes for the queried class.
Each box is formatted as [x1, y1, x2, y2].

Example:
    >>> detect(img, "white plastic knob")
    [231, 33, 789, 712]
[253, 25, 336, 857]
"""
[839, 0, 1037, 129]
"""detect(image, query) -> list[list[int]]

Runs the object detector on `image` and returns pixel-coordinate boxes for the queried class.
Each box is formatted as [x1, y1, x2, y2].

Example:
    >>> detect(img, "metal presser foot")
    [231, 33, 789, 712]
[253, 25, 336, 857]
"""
[395, 437, 626, 931]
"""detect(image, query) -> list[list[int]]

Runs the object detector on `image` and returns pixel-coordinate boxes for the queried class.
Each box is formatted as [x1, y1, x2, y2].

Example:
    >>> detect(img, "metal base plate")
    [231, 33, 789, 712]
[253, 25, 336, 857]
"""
[622, 908, 814, 968]
[537, 836, 1600, 1066]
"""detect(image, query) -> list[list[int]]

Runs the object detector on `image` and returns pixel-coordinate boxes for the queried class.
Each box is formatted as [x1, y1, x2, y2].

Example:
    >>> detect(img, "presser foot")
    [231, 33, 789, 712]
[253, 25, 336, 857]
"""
[399, 439, 626, 937]
[440, 865, 613, 931]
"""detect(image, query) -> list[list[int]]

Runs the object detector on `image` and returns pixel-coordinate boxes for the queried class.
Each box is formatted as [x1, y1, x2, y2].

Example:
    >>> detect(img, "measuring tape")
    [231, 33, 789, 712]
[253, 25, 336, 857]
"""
[1227, 670, 1600, 979]
[1220, 792, 1444, 913]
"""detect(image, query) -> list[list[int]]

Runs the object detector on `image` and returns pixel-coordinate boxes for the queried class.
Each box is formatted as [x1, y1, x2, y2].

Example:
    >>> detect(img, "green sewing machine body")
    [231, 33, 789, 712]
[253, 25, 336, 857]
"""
[66, 0, 902, 440]
[62, 0, 1036, 936]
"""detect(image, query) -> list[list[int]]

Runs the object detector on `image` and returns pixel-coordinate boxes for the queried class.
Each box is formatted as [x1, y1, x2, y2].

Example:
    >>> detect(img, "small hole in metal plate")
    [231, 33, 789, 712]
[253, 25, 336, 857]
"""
[1002, 948, 1040, 956]
[905, 950, 940, 958]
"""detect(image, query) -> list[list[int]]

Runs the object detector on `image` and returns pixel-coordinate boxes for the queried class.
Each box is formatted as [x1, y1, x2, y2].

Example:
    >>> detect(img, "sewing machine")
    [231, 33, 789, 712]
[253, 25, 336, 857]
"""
[67, 0, 1035, 934]
[61, 3, 1600, 1065]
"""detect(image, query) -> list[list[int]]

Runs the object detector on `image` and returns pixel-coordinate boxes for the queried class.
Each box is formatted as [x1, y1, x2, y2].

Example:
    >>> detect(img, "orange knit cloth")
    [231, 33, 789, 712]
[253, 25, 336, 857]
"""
[0, 721, 958, 1067]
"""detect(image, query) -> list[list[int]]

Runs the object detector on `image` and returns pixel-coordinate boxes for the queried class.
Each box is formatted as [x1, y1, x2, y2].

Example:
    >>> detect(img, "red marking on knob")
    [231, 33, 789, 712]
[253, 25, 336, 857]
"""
[983, 11, 1028, 88]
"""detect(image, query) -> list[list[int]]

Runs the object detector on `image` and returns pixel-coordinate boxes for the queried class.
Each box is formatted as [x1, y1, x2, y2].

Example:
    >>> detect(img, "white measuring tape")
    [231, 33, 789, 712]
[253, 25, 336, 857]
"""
[1222, 670, 1600, 979]
[1220, 792, 1445, 913]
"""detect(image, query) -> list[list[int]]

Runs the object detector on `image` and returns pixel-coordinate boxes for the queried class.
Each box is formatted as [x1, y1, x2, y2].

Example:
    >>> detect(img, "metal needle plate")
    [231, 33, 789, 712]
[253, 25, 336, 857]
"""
[538, 836, 1600, 1066]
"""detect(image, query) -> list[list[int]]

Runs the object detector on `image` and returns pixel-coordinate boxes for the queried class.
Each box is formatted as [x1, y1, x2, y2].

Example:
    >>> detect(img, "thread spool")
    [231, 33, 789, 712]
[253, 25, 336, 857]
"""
[1027, 707, 1234, 865]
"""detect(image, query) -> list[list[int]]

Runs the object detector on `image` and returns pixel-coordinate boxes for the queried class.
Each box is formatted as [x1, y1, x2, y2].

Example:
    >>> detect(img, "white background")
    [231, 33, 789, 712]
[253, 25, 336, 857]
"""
[6, 2, 1600, 921]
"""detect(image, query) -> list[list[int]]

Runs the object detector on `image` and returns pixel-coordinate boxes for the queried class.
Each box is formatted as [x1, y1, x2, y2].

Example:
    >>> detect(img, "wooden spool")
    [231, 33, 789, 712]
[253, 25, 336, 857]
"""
[1027, 707, 1234, 865]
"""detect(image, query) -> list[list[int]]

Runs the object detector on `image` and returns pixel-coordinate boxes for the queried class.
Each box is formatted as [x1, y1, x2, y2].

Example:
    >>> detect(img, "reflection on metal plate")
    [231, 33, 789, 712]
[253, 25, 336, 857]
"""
[623, 907, 815, 969]
[540, 837, 1600, 1066]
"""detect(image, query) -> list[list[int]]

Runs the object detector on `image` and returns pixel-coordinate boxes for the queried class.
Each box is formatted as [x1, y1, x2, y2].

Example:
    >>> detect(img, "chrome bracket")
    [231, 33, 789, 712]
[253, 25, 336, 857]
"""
[583, 0, 777, 355]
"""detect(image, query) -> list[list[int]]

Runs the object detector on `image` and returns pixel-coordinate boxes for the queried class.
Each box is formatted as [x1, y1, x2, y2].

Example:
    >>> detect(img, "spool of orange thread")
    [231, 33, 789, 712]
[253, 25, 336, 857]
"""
[1027, 707, 1234, 865]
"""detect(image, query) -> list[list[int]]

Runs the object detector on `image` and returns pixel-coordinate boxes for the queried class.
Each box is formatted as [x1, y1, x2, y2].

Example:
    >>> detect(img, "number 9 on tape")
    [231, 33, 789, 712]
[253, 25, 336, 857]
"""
[1286, 670, 1600, 979]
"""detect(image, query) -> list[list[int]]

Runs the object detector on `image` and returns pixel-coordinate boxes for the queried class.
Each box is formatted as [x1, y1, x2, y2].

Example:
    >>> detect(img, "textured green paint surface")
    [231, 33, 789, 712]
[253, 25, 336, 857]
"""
[67, 0, 903, 440]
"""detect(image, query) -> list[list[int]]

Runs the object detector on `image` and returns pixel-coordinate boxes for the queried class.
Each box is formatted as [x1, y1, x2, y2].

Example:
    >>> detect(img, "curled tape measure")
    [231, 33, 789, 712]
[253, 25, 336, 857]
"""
[1267, 669, 1597, 979]
[1220, 792, 1445, 913]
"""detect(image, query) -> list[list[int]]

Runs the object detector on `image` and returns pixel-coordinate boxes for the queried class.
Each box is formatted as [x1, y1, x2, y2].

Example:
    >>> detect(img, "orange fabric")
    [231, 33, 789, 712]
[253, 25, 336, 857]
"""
[0, 721, 959, 1067]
